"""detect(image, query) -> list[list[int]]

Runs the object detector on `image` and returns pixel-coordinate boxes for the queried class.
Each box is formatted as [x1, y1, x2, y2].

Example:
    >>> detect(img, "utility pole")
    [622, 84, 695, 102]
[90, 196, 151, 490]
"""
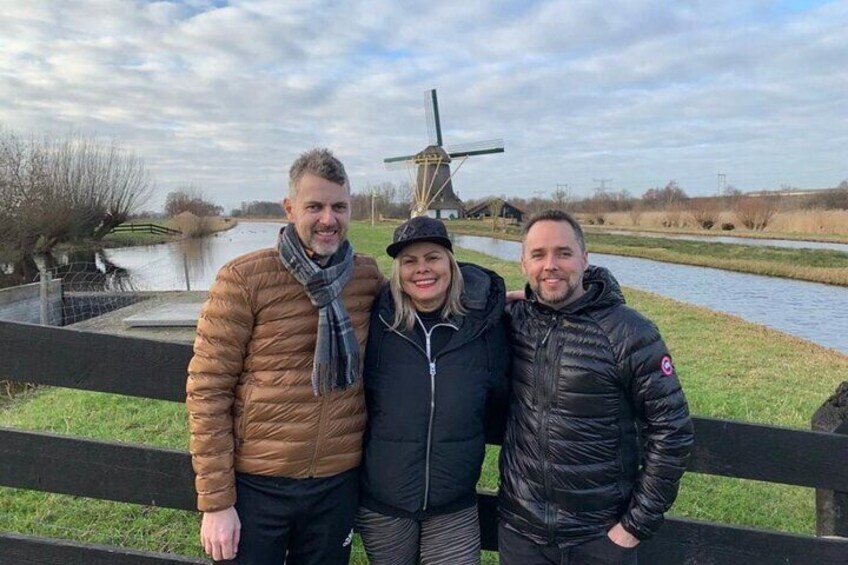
[370, 187, 376, 227]
[592, 178, 613, 192]
[717, 173, 727, 196]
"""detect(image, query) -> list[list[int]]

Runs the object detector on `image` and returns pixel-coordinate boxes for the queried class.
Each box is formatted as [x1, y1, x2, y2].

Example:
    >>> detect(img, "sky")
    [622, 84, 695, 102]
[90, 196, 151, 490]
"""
[1, 0, 846, 211]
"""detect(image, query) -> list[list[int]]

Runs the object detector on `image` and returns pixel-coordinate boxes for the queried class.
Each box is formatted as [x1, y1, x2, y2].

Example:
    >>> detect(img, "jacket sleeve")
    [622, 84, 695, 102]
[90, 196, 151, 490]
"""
[618, 326, 694, 540]
[186, 264, 254, 512]
[484, 314, 512, 445]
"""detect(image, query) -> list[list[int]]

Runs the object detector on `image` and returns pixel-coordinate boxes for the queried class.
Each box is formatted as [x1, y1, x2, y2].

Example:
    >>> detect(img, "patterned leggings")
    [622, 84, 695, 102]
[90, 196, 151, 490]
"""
[356, 505, 481, 565]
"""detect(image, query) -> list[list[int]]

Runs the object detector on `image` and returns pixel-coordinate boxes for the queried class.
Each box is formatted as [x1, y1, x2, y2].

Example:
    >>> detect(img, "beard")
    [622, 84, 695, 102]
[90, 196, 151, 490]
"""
[531, 276, 582, 309]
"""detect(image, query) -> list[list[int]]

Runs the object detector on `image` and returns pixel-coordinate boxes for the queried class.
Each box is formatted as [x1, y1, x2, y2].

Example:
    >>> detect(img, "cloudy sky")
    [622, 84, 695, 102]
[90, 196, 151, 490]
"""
[1, 0, 846, 211]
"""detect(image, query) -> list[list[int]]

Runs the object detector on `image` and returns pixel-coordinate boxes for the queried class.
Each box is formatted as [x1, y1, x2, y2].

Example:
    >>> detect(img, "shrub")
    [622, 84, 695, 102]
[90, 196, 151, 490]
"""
[721, 222, 735, 231]
[736, 196, 780, 230]
[689, 198, 721, 230]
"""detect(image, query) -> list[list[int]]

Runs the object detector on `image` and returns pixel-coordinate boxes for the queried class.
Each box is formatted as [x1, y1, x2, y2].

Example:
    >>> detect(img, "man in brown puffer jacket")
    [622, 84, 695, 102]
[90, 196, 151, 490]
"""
[187, 148, 382, 565]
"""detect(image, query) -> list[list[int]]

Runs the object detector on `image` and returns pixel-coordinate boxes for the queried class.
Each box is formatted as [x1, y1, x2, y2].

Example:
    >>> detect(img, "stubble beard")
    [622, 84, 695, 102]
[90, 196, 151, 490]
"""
[533, 277, 580, 309]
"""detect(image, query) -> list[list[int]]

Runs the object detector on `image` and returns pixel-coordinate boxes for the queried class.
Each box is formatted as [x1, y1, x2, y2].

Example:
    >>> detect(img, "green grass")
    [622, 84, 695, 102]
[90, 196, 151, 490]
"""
[448, 220, 848, 286]
[2, 220, 847, 560]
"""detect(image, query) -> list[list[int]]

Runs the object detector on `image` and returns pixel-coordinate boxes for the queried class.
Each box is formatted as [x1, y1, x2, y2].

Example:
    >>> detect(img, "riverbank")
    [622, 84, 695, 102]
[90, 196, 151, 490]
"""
[1, 222, 846, 562]
[447, 220, 848, 286]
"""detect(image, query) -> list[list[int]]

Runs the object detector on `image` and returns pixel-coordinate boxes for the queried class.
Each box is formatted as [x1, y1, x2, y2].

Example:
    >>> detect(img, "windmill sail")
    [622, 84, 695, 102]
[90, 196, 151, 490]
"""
[425, 89, 443, 147]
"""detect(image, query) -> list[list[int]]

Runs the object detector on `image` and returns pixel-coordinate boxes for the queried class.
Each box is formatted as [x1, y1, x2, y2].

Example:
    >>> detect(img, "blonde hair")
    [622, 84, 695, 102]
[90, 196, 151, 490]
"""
[389, 248, 466, 332]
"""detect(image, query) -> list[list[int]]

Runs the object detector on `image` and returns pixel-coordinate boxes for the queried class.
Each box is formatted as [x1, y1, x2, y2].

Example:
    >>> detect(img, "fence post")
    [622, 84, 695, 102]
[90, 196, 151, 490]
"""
[39, 270, 51, 325]
[812, 381, 848, 537]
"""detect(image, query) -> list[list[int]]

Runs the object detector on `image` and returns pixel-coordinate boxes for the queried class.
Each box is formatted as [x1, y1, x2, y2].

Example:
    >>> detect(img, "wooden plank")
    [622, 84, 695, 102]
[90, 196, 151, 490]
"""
[687, 416, 848, 491]
[0, 428, 196, 511]
[0, 320, 192, 402]
[641, 516, 848, 565]
[0, 532, 204, 565]
[477, 492, 848, 563]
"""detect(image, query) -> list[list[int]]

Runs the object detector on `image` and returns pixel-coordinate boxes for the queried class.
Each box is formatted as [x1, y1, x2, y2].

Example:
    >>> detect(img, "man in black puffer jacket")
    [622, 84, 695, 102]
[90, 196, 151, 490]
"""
[499, 210, 694, 564]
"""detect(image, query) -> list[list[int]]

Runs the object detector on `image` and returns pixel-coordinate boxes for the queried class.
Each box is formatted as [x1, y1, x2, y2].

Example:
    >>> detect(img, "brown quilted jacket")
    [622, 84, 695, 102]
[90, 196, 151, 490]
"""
[186, 248, 382, 512]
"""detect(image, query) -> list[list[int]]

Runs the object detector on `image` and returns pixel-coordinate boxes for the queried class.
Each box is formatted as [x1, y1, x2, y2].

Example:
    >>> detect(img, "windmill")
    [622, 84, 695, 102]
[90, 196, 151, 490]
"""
[384, 89, 504, 218]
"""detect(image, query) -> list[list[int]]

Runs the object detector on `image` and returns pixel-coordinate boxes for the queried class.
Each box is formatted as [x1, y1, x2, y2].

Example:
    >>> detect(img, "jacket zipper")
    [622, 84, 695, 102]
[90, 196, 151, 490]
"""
[379, 313, 458, 512]
[539, 315, 558, 542]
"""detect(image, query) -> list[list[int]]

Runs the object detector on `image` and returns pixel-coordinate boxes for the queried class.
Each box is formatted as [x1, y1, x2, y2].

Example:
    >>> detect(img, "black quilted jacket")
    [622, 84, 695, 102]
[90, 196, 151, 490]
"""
[499, 266, 693, 547]
[361, 264, 510, 519]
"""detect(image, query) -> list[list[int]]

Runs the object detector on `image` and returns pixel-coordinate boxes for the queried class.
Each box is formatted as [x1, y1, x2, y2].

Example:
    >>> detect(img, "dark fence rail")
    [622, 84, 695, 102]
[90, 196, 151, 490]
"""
[111, 223, 182, 236]
[1, 320, 847, 564]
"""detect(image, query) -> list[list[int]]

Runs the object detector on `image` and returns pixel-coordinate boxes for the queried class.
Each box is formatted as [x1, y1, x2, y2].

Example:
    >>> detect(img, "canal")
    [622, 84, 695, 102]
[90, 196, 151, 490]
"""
[33, 221, 848, 354]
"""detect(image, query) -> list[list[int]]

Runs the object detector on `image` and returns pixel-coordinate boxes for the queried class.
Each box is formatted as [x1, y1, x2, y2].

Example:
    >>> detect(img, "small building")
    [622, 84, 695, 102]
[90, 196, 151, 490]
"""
[465, 198, 525, 223]
[425, 197, 464, 220]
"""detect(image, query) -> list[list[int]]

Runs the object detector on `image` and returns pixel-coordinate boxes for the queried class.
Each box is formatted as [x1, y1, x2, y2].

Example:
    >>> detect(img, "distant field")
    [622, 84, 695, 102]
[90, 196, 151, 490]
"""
[600, 209, 848, 238]
[2, 222, 846, 562]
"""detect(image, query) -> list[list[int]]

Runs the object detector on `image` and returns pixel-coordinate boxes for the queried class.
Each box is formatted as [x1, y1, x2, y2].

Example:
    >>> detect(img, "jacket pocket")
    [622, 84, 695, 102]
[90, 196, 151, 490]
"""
[237, 382, 255, 442]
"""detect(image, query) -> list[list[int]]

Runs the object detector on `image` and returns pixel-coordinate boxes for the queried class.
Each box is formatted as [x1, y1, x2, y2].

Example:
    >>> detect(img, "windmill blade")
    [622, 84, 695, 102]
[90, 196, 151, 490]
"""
[425, 89, 443, 147]
[384, 153, 418, 163]
[446, 138, 505, 158]
[384, 158, 417, 171]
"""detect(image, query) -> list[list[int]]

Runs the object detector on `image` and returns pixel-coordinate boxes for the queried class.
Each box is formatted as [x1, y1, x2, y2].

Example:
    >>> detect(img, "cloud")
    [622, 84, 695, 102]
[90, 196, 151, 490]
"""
[0, 0, 845, 210]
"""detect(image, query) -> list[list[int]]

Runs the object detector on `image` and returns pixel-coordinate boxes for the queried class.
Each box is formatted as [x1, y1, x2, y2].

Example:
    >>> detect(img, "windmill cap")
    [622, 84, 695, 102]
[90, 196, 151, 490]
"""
[386, 216, 453, 258]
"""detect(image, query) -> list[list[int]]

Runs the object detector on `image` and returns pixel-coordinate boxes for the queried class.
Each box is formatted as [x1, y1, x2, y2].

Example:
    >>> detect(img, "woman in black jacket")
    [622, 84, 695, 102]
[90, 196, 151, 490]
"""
[357, 216, 509, 565]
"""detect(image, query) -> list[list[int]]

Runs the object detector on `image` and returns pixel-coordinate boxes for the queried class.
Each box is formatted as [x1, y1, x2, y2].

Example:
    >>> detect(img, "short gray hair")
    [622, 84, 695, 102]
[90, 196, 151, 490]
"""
[389, 250, 466, 332]
[522, 209, 586, 252]
[288, 148, 349, 198]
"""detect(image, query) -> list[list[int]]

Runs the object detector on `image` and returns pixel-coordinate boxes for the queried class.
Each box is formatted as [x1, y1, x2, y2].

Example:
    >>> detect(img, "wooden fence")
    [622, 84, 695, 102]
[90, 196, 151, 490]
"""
[1, 319, 847, 564]
[111, 223, 182, 236]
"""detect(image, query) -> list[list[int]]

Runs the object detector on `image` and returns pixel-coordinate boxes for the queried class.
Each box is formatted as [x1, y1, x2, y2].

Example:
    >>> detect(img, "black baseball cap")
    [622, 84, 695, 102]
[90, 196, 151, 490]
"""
[386, 216, 453, 258]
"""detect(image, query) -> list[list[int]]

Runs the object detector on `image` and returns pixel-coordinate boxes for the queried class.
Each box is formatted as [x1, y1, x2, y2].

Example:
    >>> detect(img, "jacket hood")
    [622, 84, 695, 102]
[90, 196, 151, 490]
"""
[525, 265, 624, 315]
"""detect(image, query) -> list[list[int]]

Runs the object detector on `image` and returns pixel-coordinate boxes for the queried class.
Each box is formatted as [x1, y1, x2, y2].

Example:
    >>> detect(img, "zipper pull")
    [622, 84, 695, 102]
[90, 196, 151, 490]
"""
[429, 361, 436, 377]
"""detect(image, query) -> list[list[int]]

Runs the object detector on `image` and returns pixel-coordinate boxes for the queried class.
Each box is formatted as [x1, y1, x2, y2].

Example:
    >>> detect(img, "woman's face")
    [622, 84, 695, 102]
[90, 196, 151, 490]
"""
[398, 242, 452, 312]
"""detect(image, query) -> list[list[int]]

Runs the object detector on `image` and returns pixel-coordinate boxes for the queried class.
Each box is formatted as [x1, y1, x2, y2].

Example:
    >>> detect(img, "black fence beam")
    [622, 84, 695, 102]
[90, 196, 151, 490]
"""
[689, 416, 848, 491]
[0, 532, 204, 565]
[0, 428, 196, 511]
[0, 321, 192, 402]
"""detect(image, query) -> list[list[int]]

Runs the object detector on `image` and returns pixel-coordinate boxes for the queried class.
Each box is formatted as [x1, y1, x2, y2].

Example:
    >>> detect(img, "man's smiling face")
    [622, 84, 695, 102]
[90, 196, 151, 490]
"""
[521, 219, 588, 309]
[283, 172, 350, 258]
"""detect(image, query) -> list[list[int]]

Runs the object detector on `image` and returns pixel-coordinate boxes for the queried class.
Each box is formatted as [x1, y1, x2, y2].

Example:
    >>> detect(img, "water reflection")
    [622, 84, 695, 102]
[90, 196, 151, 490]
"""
[452, 234, 848, 354]
[101, 221, 285, 290]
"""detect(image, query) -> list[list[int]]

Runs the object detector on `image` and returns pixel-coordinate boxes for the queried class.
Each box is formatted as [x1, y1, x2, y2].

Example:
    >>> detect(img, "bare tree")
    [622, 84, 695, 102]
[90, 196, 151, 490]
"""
[736, 195, 780, 230]
[0, 130, 154, 254]
[551, 186, 573, 211]
[643, 181, 688, 210]
[164, 185, 222, 217]
[628, 202, 644, 226]
[689, 198, 721, 230]
[487, 197, 506, 232]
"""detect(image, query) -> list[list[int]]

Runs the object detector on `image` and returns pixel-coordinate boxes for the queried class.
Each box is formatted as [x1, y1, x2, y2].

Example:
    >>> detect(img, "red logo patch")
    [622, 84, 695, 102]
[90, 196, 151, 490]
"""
[660, 355, 674, 376]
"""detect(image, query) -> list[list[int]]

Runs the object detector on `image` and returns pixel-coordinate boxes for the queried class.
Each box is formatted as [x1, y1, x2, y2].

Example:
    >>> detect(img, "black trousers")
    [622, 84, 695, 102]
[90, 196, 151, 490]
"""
[216, 469, 359, 565]
[498, 523, 638, 565]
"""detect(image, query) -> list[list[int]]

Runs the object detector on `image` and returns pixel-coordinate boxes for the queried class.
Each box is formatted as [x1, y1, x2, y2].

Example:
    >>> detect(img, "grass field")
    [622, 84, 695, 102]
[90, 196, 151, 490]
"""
[2, 221, 846, 562]
[448, 219, 848, 286]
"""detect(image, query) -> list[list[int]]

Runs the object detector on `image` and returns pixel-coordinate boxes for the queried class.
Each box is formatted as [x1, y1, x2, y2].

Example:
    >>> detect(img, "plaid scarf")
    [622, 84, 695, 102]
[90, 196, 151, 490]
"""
[277, 224, 360, 396]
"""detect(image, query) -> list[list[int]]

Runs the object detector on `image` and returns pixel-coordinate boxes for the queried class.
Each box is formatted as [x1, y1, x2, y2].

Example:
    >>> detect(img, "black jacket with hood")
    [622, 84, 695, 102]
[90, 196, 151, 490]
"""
[361, 263, 509, 519]
[500, 265, 693, 546]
